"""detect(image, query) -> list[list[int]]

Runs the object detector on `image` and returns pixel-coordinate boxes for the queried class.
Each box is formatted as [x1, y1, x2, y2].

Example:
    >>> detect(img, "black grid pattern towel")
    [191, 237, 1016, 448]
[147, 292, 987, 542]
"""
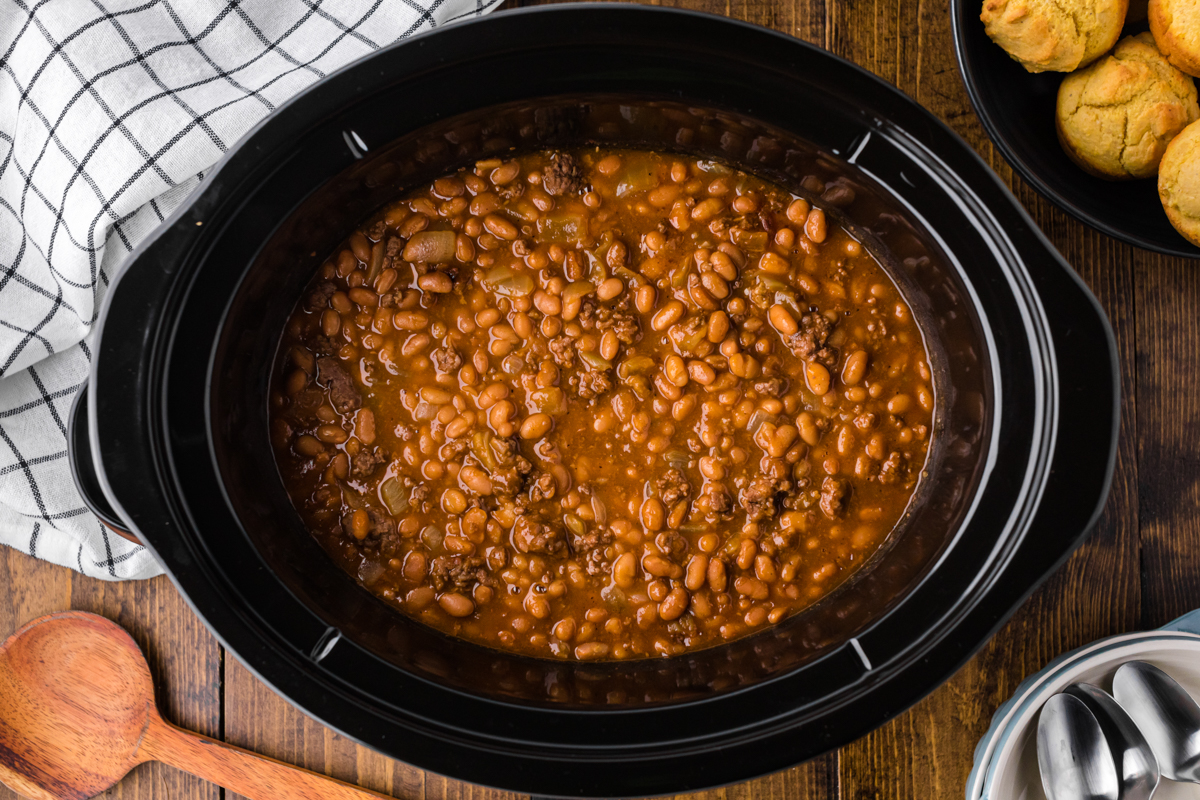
[0, 0, 500, 580]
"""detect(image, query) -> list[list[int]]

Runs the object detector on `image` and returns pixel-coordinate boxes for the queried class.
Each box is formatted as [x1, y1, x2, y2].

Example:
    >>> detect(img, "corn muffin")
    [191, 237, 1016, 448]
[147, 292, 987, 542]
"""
[1057, 33, 1199, 179]
[982, 0, 1128, 72]
[1159, 118, 1200, 245]
[1150, 0, 1200, 77]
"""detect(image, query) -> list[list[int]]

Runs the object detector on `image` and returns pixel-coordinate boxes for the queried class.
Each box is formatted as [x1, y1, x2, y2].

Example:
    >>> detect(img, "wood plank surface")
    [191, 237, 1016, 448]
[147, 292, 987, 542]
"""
[1, 0, 1197, 799]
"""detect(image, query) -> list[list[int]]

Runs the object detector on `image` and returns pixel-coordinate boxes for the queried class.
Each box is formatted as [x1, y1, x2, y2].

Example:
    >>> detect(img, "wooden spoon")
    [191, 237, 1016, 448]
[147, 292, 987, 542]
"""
[0, 611, 393, 800]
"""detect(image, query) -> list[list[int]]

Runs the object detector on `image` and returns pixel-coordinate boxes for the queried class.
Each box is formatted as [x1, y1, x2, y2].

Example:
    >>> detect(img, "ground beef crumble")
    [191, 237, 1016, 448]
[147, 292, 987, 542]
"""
[853, 413, 877, 431]
[701, 482, 735, 517]
[430, 555, 491, 593]
[286, 388, 324, 425]
[572, 370, 613, 400]
[351, 449, 385, 479]
[549, 336, 576, 368]
[542, 152, 587, 196]
[655, 530, 689, 562]
[512, 514, 566, 555]
[493, 436, 531, 472]
[369, 508, 394, 537]
[409, 483, 431, 510]
[309, 335, 337, 355]
[788, 313, 839, 367]
[878, 452, 903, 485]
[579, 295, 640, 344]
[439, 439, 470, 462]
[528, 473, 557, 503]
[491, 469, 526, 496]
[740, 476, 790, 521]
[490, 437, 533, 497]
[431, 346, 462, 373]
[314, 483, 339, 508]
[305, 281, 337, 311]
[573, 527, 614, 576]
[754, 377, 788, 397]
[819, 477, 849, 518]
[656, 468, 691, 506]
[498, 181, 525, 201]
[316, 356, 361, 414]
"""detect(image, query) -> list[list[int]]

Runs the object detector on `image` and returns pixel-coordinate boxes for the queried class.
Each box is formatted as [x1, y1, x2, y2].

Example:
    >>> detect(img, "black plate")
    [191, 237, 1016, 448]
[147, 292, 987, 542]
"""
[79, 5, 1119, 796]
[951, 0, 1200, 257]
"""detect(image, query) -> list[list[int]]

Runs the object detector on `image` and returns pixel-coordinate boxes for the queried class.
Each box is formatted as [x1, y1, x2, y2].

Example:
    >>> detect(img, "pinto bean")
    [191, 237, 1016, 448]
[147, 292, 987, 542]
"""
[439, 593, 475, 617]
[659, 587, 689, 621]
[707, 558, 727, 593]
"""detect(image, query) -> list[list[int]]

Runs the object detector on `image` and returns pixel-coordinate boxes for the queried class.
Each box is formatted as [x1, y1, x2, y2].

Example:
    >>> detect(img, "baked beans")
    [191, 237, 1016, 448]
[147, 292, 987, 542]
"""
[270, 149, 933, 660]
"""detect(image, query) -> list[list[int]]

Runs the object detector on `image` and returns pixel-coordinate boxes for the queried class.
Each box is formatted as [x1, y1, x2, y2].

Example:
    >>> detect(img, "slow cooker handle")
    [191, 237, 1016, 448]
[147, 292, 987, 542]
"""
[67, 381, 141, 545]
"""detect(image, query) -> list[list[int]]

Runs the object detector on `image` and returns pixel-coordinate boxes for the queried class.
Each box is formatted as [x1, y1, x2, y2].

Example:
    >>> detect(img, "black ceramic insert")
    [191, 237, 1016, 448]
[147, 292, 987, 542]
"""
[951, 0, 1200, 257]
[80, 6, 1118, 797]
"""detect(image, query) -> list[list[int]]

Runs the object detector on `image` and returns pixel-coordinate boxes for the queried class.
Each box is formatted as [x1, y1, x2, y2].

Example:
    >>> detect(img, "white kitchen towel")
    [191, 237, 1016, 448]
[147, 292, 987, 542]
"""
[0, 0, 501, 580]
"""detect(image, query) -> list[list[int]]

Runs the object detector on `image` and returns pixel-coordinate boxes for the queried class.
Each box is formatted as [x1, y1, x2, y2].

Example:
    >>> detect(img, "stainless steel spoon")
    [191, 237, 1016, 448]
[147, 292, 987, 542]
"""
[1038, 693, 1121, 800]
[1065, 683, 1160, 800]
[1113, 661, 1200, 783]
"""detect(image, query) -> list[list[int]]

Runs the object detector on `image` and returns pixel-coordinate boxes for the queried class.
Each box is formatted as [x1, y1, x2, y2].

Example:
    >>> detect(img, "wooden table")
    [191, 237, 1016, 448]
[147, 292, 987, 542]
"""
[2, 0, 1196, 797]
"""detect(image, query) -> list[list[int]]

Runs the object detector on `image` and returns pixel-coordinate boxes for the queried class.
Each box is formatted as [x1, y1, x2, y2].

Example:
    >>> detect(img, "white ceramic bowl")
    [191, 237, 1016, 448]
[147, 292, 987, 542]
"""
[967, 610, 1200, 800]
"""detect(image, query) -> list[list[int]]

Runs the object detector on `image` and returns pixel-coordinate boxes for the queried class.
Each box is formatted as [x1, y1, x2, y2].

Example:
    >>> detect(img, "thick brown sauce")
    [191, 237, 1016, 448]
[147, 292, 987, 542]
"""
[269, 148, 934, 660]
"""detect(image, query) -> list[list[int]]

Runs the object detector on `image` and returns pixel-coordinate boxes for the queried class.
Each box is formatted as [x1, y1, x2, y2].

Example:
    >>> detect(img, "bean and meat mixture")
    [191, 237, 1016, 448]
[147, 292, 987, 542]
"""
[270, 148, 935, 661]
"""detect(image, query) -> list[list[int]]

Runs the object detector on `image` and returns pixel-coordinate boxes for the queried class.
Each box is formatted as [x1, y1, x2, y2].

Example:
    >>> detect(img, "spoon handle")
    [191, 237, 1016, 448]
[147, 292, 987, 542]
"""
[140, 716, 395, 800]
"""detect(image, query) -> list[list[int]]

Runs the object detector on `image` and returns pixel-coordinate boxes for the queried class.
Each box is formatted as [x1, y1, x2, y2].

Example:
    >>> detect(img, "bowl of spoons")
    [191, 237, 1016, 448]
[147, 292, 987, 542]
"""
[968, 610, 1200, 800]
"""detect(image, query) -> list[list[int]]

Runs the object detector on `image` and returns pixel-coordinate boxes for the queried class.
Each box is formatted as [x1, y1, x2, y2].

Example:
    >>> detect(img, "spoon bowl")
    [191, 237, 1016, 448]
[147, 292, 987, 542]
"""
[1113, 661, 1200, 783]
[1064, 683, 1160, 800]
[0, 611, 152, 800]
[1037, 693, 1120, 800]
[0, 611, 390, 800]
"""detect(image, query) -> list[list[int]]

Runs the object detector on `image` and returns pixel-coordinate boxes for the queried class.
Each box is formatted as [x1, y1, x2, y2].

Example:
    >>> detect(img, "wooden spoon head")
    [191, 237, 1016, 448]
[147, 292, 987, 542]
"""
[0, 611, 156, 800]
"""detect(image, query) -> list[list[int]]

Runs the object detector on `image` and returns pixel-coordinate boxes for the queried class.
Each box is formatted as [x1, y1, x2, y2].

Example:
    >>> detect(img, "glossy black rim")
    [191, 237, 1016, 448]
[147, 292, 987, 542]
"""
[66, 382, 131, 535]
[88, 6, 1119, 796]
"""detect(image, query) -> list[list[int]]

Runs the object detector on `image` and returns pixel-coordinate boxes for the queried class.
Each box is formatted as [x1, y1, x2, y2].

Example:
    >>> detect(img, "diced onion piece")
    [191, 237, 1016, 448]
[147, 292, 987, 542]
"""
[481, 266, 535, 297]
[579, 351, 612, 370]
[617, 355, 655, 379]
[379, 476, 410, 517]
[774, 291, 803, 316]
[338, 480, 364, 509]
[731, 228, 769, 251]
[358, 560, 386, 586]
[614, 155, 658, 196]
[563, 513, 586, 537]
[412, 401, 438, 422]
[663, 450, 689, 471]
[528, 387, 567, 416]
[470, 431, 500, 472]
[746, 408, 779, 435]
[591, 495, 608, 526]
[366, 240, 385, 283]
[420, 525, 445, 554]
[539, 211, 587, 242]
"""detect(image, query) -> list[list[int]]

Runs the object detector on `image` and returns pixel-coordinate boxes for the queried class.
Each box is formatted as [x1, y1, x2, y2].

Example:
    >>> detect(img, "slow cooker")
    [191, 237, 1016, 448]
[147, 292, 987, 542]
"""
[68, 6, 1119, 796]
